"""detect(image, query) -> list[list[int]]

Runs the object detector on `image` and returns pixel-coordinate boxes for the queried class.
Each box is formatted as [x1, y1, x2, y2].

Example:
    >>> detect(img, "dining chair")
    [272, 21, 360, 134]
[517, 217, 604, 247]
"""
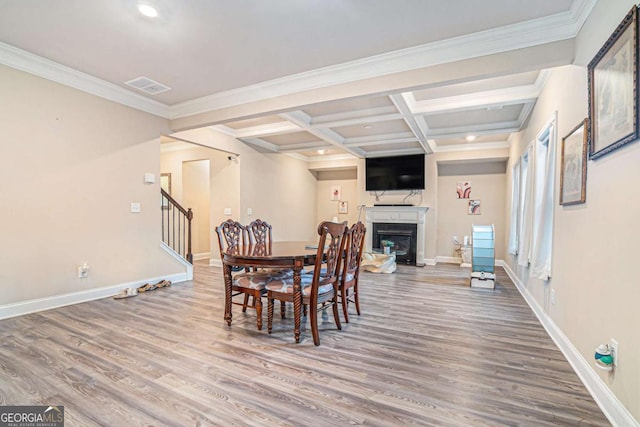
[216, 219, 273, 330]
[266, 221, 348, 346]
[247, 218, 292, 318]
[338, 221, 366, 323]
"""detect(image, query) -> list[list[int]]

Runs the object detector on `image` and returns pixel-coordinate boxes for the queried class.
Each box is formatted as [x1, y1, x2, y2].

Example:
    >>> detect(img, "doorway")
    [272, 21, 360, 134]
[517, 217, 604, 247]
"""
[182, 159, 211, 259]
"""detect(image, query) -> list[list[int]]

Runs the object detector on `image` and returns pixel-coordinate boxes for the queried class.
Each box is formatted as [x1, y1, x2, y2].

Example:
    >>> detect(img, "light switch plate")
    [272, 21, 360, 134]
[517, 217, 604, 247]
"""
[144, 173, 155, 184]
[131, 202, 141, 213]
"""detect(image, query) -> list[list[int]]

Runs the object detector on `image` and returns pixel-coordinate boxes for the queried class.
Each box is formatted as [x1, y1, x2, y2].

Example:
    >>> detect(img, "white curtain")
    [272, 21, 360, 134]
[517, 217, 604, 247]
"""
[507, 161, 520, 255]
[530, 122, 556, 280]
[517, 145, 534, 267]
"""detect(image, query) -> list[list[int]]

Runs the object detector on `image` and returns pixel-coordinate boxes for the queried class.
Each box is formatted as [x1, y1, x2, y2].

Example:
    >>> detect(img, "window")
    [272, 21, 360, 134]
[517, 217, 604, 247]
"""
[530, 114, 557, 280]
[517, 145, 534, 267]
[507, 161, 520, 255]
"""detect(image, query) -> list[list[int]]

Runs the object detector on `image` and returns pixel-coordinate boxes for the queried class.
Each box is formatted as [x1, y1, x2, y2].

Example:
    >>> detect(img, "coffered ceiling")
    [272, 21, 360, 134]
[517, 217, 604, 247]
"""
[0, 0, 595, 160]
[213, 69, 549, 159]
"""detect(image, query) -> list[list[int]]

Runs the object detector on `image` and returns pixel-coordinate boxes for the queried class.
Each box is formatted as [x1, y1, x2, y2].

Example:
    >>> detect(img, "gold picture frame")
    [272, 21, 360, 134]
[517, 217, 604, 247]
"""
[560, 119, 588, 206]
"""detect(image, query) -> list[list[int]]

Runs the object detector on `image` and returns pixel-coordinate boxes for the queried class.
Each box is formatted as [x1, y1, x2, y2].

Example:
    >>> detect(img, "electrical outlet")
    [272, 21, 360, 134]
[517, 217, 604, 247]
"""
[77, 262, 90, 278]
[247, 208, 253, 216]
[551, 288, 556, 305]
[224, 207, 232, 215]
[610, 339, 619, 367]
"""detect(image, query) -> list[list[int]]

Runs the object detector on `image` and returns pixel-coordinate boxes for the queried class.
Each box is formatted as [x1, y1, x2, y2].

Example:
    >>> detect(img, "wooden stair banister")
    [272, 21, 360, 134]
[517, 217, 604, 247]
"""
[161, 188, 193, 263]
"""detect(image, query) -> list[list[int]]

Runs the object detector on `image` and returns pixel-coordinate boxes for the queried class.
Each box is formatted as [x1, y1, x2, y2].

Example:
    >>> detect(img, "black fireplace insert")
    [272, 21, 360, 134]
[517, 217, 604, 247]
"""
[372, 222, 417, 265]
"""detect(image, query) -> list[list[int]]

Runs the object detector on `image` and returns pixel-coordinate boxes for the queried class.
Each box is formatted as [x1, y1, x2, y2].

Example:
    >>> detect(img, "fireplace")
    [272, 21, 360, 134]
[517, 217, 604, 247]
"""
[364, 206, 429, 267]
[372, 222, 417, 265]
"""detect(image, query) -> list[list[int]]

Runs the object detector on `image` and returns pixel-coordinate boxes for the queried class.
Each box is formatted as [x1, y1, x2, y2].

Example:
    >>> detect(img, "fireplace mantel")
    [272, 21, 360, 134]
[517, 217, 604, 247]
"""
[364, 206, 429, 266]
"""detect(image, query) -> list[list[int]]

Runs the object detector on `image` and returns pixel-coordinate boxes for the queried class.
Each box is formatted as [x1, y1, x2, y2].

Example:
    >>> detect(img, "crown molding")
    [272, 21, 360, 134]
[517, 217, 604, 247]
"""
[170, 0, 595, 119]
[0, 42, 170, 118]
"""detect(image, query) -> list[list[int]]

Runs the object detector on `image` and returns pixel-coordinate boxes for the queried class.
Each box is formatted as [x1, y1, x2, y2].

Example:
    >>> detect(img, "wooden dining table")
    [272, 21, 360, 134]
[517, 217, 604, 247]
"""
[221, 241, 319, 343]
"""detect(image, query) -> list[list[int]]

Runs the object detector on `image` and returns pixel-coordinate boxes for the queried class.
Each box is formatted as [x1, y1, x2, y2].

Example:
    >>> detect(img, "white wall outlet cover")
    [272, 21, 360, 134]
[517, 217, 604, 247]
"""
[247, 208, 253, 215]
[131, 202, 141, 213]
[144, 173, 155, 184]
[224, 208, 232, 215]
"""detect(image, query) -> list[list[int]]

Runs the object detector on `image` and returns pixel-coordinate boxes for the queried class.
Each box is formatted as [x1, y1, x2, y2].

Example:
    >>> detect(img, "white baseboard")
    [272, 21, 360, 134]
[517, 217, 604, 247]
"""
[209, 258, 222, 268]
[436, 256, 461, 264]
[0, 242, 194, 321]
[424, 258, 437, 266]
[502, 262, 638, 427]
[432, 257, 503, 269]
[0, 271, 189, 321]
[193, 252, 210, 261]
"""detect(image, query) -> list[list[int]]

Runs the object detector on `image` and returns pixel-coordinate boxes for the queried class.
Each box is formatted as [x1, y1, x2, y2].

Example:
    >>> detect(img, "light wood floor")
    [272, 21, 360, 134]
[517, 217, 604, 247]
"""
[0, 261, 609, 426]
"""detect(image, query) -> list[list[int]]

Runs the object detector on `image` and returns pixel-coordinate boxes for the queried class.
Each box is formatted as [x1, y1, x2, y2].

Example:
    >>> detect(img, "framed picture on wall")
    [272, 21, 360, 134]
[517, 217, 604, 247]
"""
[330, 185, 341, 200]
[468, 200, 481, 215]
[338, 201, 348, 214]
[560, 119, 588, 205]
[456, 181, 471, 199]
[588, 6, 639, 160]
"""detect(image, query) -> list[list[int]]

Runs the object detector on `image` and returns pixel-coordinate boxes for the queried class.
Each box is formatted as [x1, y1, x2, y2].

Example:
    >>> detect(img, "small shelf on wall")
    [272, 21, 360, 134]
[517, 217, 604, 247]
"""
[470, 224, 495, 289]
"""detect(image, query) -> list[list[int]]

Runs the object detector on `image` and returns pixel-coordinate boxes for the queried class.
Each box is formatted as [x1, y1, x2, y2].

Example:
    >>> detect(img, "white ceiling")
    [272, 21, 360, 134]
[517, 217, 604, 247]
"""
[0, 0, 593, 160]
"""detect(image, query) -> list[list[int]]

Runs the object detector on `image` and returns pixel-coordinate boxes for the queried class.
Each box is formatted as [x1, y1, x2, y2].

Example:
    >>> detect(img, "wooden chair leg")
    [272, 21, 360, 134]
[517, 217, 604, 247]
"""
[303, 304, 308, 317]
[267, 297, 274, 334]
[341, 287, 350, 323]
[310, 303, 320, 346]
[255, 296, 263, 330]
[280, 301, 286, 319]
[332, 296, 342, 331]
[242, 294, 250, 312]
[354, 284, 361, 315]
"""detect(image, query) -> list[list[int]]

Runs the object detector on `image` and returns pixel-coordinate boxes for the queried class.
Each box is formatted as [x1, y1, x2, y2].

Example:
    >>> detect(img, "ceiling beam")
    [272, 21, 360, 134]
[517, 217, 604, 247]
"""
[427, 121, 521, 140]
[239, 137, 280, 152]
[409, 84, 540, 116]
[389, 94, 433, 154]
[278, 142, 331, 153]
[279, 111, 366, 158]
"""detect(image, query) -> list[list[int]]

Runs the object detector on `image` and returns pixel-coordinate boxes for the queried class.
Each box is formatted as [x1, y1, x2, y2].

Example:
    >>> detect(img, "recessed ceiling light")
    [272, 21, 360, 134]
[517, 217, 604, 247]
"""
[317, 149, 326, 155]
[466, 135, 476, 142]
[137, 3, 158, 17]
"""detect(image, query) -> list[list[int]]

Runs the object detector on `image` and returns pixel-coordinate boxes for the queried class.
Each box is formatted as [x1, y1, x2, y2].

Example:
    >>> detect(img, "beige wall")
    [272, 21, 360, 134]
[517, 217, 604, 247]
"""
[170, 128, 318, 256]
[504, 0, 640, 418]
[160, 144, 240, 262]
[437, 174, 506, 260]
[0, 64, 182, 306]
[316, 173, 359, 226]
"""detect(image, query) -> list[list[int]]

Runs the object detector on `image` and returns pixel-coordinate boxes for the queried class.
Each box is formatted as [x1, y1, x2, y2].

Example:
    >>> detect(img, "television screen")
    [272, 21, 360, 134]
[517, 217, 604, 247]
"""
[365, 154, 425, 191]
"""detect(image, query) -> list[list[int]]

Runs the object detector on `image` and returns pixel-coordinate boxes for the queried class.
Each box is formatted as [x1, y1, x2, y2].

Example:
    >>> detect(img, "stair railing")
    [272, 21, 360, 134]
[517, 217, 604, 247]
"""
[161, 189, 193, 263]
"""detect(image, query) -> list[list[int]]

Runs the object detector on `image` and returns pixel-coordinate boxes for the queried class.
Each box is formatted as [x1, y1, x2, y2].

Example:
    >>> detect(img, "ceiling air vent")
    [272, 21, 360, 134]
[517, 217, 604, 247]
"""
[125, 76, 171, 95]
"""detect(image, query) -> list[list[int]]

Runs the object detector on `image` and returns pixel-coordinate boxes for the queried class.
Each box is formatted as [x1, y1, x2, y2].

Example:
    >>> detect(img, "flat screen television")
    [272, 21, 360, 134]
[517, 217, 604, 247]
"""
[365, 154, 425, 191]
